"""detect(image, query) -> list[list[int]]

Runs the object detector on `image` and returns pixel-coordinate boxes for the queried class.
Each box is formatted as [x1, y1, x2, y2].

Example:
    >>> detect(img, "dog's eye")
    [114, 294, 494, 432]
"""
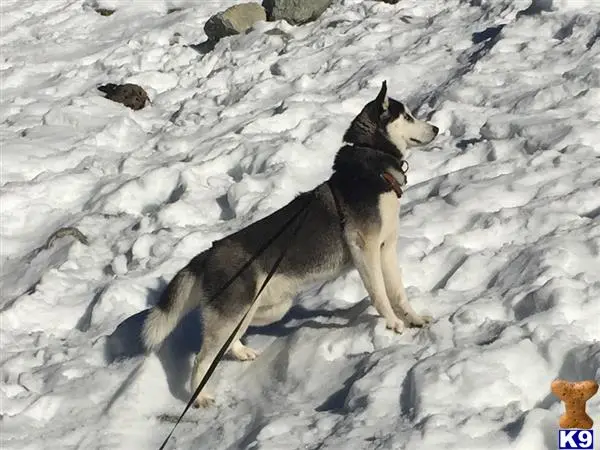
[403, 113, 414, 123]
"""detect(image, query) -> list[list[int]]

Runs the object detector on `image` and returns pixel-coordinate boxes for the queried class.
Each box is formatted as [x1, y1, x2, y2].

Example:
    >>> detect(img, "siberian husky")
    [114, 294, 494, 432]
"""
[142, 81, 439, 407]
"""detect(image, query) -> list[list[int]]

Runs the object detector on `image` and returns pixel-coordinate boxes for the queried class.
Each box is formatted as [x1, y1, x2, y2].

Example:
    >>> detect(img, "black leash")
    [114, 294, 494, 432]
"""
[158, 194, 314, 450]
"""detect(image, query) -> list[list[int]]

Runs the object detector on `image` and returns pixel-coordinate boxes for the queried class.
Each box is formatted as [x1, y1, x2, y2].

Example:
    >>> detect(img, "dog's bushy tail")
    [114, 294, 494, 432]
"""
[142, 270, 197, 351]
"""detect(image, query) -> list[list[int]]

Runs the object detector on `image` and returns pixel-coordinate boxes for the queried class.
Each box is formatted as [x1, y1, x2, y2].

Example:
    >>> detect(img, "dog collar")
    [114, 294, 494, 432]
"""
[381, 160, 409, 198]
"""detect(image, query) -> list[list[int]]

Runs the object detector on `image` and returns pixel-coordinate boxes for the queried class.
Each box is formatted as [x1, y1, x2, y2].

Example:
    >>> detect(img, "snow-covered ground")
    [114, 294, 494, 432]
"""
[2, 0, 600, 448]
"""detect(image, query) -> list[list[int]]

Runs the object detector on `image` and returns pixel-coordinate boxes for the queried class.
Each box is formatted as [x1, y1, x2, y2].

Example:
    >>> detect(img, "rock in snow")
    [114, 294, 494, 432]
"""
[263, 0, 333, 25]
[204, 3, 267, 41]
[97, 83, 149, 110]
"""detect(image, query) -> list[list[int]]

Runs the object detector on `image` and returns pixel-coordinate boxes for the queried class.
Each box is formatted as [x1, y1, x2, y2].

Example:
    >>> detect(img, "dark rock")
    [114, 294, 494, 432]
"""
[95, 8, 115, 16]
[188, 40, 218, 55]
[516, 0, 553, 18]
[98, 83, 149, 110]
[204, 3, 266, 41]
[262, 0, 333, 25]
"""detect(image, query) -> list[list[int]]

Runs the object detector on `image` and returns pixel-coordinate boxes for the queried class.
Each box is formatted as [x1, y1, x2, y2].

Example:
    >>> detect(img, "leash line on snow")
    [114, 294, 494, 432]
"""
[158, 194, 314, 450]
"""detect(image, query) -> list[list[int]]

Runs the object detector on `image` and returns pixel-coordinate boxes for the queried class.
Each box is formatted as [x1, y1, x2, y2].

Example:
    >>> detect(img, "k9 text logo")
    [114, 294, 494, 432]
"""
[558, 429, 595, 450]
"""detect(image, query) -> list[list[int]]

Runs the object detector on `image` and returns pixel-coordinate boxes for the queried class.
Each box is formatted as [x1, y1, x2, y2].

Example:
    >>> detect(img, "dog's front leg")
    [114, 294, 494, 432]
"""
[380, 236, 431, 327]
[348, 232, 405, 333]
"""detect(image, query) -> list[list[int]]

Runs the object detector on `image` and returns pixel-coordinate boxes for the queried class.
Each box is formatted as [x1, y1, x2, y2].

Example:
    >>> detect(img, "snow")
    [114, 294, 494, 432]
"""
[1, 0, 599, 449]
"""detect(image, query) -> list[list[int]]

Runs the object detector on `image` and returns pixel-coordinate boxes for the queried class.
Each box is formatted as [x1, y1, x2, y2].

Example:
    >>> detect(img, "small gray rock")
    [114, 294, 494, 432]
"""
[204, 3, 266, 41]
[262, 0, 333, 25]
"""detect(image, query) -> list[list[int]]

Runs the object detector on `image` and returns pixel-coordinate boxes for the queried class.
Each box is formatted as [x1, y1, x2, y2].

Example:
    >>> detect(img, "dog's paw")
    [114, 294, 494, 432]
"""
[385, 317, 405, 333]
[192, 393, 215, 409]
[407, 314, 433, 328]
[230, 342, 259, 361]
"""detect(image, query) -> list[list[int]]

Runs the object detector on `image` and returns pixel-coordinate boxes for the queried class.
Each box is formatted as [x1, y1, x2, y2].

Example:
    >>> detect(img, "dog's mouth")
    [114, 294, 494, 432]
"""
[409, 138, 423, 144]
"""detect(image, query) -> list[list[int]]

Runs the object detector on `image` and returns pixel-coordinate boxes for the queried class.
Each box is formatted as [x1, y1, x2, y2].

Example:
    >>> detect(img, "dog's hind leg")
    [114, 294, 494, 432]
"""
[230, 275, 295, 358]
[189, 308, 232, 407]
[227, 300, 261, 362]
[191, 305, 256, 407]
[250, 295, 293, 327]
[190, 303, 262, 406]
[380, 236, 431, 327]
[229, 340, 258, 361]
[226, 288, 267, 361]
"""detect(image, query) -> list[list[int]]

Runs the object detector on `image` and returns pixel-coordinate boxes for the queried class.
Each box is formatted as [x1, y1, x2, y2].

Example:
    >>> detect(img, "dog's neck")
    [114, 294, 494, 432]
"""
[343, 127, 406, 160]
[332, 141, 409, 191]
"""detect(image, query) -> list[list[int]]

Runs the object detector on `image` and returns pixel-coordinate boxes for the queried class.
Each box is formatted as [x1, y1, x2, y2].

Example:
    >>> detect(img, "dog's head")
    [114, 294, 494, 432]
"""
[343, 81, 439, 156]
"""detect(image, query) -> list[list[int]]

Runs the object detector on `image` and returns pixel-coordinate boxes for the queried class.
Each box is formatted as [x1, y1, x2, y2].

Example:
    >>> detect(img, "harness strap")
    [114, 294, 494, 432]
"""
[382, 159, 409, 198]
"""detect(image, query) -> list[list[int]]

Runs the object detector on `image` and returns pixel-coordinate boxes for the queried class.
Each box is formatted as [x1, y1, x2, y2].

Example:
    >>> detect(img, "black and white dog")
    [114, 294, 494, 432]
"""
[142, 81, 439, 407]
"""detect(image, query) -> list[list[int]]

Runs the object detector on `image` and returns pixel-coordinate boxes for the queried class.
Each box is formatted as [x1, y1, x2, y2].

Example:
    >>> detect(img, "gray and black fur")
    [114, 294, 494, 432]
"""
[142, 81, 439, 407]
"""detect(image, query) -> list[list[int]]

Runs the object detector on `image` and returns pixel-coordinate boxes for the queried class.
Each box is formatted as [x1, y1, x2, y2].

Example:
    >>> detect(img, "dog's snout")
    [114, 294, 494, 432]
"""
[432, 125, 439, 136]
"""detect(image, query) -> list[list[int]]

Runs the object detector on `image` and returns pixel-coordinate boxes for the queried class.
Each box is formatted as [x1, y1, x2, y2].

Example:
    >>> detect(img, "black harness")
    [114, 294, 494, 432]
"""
[327, 157, 409, 230]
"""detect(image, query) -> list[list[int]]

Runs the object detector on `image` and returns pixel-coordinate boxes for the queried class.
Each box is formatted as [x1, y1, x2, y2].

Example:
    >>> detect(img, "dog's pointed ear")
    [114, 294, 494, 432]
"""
[375, 81, 389, 112]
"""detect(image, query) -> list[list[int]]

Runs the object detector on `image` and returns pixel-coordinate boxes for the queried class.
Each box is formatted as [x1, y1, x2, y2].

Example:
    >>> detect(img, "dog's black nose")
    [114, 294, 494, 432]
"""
[432, 125, 439, 135]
